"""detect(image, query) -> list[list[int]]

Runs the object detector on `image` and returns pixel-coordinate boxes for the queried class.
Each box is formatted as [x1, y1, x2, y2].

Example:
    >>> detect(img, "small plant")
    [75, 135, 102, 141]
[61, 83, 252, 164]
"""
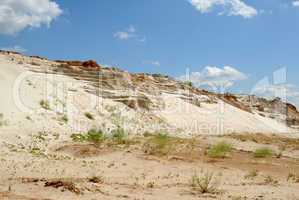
[287, 172, 299, 183]
[244, 169, 258, 179]
[61, 115, 68, 123]
[184, 81, 193, 87]
[263, 175, 278, 185]
[0, 113, 8, 126]
[111, 128, 126, 144]
[30, 147, 44, 156]
[276, 151, 283, 158]
[89, 176, 104, 184]
[143, 132, 172, 156]
[25, 115, 32, 121]
[86, 129, 105, 143]
[152, 133, 170, 149]
[84, 112, 94, 120]
[207, 141, 233, 158]
[191, 172, 219, 194]
[146, 181, 155, 188]
[254, 147, 273, 158]
[71, 133, 86, 142]
[40, 100, 50, 110]
[71, 129, 106, 144]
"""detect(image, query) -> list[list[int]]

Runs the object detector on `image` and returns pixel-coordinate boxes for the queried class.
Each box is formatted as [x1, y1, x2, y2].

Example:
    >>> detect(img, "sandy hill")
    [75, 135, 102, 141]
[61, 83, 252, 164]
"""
[0, 50, 298, 138]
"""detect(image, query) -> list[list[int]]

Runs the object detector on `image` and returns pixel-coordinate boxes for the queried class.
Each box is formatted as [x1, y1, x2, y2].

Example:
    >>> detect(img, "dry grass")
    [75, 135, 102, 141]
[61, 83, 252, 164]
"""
[225, 133, 299, 150]
[191, 171, 219, 194]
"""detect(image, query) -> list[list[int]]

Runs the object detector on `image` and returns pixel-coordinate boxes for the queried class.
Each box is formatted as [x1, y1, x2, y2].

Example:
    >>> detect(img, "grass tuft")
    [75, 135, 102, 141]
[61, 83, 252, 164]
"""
[143, 132, 172, 156]
[207, 141, 233, 158]
[191, 172, 219, 194]
[253, 147, 273, 158]
[111, 128, 127, 144]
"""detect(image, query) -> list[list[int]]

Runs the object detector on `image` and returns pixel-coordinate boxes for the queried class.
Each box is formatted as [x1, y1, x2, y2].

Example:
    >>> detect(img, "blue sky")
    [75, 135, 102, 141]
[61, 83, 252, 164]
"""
[1, 0, 299, 106]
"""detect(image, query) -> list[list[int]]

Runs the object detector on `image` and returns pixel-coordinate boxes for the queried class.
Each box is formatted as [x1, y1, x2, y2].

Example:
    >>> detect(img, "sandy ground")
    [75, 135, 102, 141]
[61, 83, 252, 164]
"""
[0, 134, 299, 200]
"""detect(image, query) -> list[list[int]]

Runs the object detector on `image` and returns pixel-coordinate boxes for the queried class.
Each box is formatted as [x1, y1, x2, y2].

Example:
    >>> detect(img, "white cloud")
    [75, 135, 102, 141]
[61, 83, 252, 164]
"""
[189, 0, 258, 18]
[113, 25, 136, 40]
[113, 26, 146, 42]
[1, 45, 27, 53]
[293, 1, 299, 7]
[179, 66, 247, 88]
[151, 61, 161, 67]
[253, 83, 299, 108]
[0, 0, 62, 35]
[113, 31, 131, 40]
[143, 60, 161, 67]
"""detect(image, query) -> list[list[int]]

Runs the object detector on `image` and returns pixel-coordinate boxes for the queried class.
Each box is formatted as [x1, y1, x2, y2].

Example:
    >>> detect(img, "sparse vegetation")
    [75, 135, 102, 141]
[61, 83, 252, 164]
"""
[207, 141, 233, 158]
[84, 112, 94, 120]
[30, 147, 44, 156]
[263, 175, 279, 185]
[225, 133, 299, 151]
[184, 81, 193, 87]
[71, 129, 106, 144]
[254, 147, 273, 158]
[143, 132, 172, 156]
[40, 100, 50, 110]
[191, 172, 219, 194]
[111, 128, 127, 144]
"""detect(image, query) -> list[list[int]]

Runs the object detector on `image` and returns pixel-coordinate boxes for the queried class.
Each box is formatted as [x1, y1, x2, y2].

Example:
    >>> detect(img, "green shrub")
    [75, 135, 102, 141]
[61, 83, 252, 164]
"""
[254, 147, 273, 158]
[152, 133, 171, 150]
[86, 129, 105, 143]
[207, 141, 233, 158]
[71, 129, 106, 144]
[184, 81, 193, 87]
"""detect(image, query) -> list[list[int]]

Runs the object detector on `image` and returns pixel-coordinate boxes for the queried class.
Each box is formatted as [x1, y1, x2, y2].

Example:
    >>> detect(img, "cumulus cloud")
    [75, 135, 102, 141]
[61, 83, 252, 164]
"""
[293, 1, 299, 7]
[1, 45, 27, 53]
[0, 0, 62, 35]
[143, 60, 161, 67]
[189, 0, 258, 18]
[113, 25, 146, 42]
[179, 66, 247, 89]
[113, 25, 136, 40]
[252, 77, 299, 99]
[151, 61, 161, 67]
